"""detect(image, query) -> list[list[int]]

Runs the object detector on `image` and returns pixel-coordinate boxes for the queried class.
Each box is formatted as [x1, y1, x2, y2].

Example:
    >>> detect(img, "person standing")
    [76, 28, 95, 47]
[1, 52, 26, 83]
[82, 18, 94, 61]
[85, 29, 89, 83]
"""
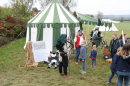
[114, 33, 128, 53]
[56, 34, 72, 78]
[109, 33, 118, 59]
[90, 45, 97, 67]
[79, 40, 88, 74]
[74, 30, 86, 64]
[114, 43, 130, 86]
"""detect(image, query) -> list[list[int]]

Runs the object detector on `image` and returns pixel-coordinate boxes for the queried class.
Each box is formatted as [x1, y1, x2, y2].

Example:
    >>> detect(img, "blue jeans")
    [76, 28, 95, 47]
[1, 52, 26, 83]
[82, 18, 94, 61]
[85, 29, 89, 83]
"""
[82, 60, 86, 71]
[75, 46, 81, 62]
[117, 75, 129, 86]
[92, 59, 96, 66]
[108, 70, 117, 82]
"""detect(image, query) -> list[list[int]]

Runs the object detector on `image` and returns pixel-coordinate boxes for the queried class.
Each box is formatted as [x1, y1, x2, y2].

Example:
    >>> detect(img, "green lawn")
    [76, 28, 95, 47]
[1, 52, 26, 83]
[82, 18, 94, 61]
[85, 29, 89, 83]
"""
[0, 21, 130, 86]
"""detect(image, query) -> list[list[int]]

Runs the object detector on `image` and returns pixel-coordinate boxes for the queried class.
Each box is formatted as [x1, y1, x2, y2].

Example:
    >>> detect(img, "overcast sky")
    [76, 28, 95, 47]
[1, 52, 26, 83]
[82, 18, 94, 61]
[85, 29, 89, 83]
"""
[0, 0, 130, 15]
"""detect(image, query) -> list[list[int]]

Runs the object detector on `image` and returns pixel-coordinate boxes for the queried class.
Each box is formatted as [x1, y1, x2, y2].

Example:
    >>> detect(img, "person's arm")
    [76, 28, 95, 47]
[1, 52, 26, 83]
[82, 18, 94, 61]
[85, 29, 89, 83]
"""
[74, 37, 77, 50]
[114, 54, 120, 65]
[109, 40, 112, 52]
[83, 48, 87, 60]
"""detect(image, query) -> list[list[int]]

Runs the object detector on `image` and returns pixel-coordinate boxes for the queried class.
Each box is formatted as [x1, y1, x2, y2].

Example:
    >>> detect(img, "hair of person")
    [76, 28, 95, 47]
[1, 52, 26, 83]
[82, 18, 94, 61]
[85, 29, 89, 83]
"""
[82, 40, 87, 45]
[118, 43, 130, 58]
[93, 45, 96, 48]
[112, 33, 117, 37]
[117, 47, 122, 56]
[119, 33, 127, 39]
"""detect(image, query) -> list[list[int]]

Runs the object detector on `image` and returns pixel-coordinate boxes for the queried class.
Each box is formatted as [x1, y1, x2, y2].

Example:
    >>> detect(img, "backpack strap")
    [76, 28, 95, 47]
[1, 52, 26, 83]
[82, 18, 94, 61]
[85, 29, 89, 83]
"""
[119, 39, 122, 47]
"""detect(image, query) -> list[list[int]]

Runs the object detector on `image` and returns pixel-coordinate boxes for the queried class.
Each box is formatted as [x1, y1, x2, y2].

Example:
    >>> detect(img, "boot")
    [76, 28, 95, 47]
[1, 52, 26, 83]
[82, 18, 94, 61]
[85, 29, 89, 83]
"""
[64, 75, 70, 78]
[60, 73, 63, 76]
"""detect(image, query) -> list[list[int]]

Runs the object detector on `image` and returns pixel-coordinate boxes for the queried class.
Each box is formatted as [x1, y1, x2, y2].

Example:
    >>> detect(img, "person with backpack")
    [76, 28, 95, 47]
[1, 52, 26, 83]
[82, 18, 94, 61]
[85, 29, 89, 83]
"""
[109, 33, 118, 59]
[114, 33, 129, 54]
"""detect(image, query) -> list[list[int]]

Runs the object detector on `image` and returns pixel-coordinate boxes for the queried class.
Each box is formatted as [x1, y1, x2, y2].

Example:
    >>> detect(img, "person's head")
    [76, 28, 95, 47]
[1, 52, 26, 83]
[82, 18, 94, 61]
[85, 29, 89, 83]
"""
[117, 47, 122, 56]
[119, 33, 127, 40]
[81, 40, 86, 46]
[78, 30, 83, 36]
[118, 43, 130, 58]
[112, 33, 117, 39]
[94, 26, 99, 31]
[93, 45, 96, 50]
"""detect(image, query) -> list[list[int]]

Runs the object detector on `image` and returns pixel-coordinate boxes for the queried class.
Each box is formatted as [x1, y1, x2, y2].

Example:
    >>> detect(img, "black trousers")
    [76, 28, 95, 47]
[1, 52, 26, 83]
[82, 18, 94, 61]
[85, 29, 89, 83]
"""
[59, 62, 67, 75]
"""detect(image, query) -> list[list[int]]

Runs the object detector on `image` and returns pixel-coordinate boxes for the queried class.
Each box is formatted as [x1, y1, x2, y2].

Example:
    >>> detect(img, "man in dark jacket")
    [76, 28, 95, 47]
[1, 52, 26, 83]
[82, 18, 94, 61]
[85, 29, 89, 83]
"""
[109, 33, 118, 58]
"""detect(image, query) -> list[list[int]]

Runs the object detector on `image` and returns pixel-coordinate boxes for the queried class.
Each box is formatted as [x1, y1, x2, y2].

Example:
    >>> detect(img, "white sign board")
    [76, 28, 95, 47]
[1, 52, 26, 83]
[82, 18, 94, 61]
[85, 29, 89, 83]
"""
[32, 41, 48, 62]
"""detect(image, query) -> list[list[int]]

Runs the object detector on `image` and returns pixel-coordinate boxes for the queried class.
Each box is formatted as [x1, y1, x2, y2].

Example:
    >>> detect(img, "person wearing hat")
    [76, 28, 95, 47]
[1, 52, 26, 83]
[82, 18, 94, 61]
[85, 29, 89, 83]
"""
[90, 26, 103, 47]
[56, 34, 72, 78]
[74, 30, 86, 64]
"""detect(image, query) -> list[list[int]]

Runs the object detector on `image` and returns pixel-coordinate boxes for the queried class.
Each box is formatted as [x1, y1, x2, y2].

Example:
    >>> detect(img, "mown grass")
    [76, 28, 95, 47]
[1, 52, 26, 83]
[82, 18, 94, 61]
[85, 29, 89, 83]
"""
[0, 21, 130, 86]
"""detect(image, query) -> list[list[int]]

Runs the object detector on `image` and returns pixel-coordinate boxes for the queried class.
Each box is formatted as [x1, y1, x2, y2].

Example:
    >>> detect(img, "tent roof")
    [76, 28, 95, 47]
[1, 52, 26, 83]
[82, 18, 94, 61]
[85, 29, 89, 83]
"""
[77, 13, 98, 24]
[28, 0, 79, 24]
[77, 13, 112, 27]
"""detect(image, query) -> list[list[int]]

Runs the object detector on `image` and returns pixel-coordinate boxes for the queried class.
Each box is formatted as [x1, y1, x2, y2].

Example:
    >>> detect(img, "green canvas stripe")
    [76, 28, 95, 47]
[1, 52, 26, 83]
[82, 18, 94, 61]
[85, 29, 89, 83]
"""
[38, 4, 53, 23]
[59, 4, 74, 23]
[36, 27, 40, 41]
[53, 2, 60, 23]
[39, 28, 43, 41]
[29, 26, 31, 41]
[53, 28, 60, 52]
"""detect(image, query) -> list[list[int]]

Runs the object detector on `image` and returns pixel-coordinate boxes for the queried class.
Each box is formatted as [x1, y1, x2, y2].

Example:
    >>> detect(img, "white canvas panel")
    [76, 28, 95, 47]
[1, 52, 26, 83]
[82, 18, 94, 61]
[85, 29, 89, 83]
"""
[75, 27, 80, 36]
[31, 27, 37, 42]
[56, 3, 69, 23]
[24, 27, 29, 49]
[44, 3, 55, 23]
[61, 24, 70, 47]
[43, 26, 53, 54]
[59, 3, 79, 23]
[32, 3, 51, 23]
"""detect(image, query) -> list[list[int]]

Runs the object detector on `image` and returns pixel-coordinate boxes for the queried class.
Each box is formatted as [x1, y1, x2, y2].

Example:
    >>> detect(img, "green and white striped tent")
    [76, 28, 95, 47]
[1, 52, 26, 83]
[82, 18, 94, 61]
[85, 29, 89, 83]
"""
[24, 0, 80, 53]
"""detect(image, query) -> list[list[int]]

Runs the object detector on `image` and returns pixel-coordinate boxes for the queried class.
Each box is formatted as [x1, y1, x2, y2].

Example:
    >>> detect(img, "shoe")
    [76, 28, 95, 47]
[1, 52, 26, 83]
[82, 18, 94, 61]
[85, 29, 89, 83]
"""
[107, 82, 110, 84]
[60, 73, 63, 76]
[80, 70, 83, 72]
[94, 66, 96, 68]
[91, 65, 93, 67]
[75, 62, 78, 65]
[47, 67, 50, 68]
[81, 71, 86, 74]
[54, 67, 57, 69]
[64, 75, 70, 78]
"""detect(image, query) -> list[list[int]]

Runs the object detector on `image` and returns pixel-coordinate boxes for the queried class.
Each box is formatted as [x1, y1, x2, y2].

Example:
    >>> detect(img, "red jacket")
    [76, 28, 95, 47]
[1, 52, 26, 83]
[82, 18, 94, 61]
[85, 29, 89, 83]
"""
[75, 35, 85, 48]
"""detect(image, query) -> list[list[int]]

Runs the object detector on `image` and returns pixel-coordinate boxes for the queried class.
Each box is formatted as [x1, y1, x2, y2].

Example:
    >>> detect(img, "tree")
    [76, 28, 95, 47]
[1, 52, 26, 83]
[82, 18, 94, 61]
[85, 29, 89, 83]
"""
[73, 11, 77, 18]
[97, 11, 103, 20]
[90, 15, 94, 18]
[10, 0, 33, 18]
[32, 7, 39, 12]
[38, 0, 78, 11]
[120, 17, 124, 22]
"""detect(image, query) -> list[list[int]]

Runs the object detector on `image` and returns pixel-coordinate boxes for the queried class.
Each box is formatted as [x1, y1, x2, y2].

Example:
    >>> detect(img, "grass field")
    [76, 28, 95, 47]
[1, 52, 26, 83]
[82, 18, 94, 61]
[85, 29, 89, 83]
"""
[0, 21, 130, 86]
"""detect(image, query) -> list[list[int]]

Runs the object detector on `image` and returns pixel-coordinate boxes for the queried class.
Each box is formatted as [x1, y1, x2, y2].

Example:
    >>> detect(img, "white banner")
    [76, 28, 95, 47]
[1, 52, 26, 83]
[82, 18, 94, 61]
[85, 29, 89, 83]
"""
[32, 41, 48, 62]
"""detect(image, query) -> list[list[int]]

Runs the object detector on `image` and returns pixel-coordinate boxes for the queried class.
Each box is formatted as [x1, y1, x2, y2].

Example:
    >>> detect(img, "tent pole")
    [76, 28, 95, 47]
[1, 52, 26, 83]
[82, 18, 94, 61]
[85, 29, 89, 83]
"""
[88, 21, 89, 33]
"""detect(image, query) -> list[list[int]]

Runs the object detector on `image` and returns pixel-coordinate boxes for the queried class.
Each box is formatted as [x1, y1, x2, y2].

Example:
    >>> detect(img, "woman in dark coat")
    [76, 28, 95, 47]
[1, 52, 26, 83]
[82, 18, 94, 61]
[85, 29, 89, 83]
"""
[114, 43, 130, 86]
[56, 34, 71, 78]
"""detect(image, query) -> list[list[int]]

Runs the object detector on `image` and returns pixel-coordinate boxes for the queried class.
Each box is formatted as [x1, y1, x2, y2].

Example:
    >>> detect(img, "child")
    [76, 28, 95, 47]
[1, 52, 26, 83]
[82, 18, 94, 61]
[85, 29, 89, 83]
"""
[107, 47, 122, 84]
[114, 43, 130, 86]
[90, 45, 97, 67]
[109, 33, 118, 59]
[79, 40, 88, 74]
